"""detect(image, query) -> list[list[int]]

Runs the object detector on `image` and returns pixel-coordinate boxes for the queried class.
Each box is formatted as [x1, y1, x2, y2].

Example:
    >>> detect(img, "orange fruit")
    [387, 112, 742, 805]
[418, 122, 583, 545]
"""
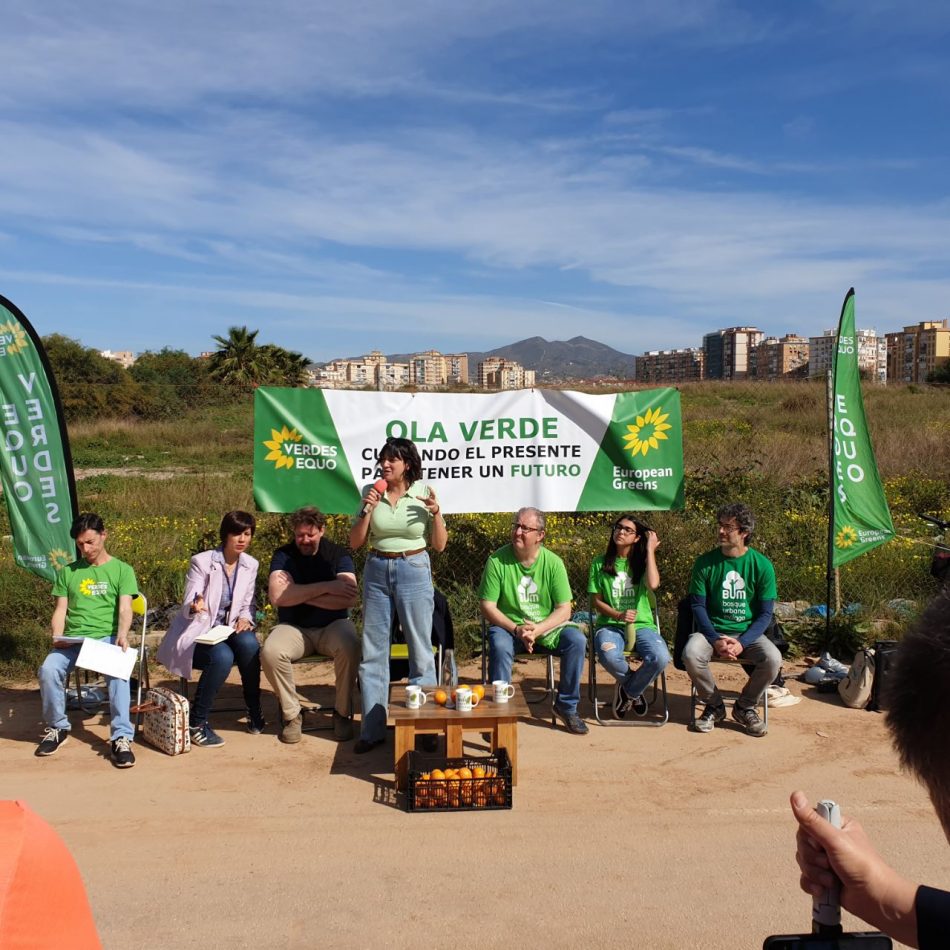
[430, 769, 445, 781]
[434, 689, 447, 705]
[472, 766, 486, 779]
[471, 684, 485, 700]
[458, 767, 473, 780]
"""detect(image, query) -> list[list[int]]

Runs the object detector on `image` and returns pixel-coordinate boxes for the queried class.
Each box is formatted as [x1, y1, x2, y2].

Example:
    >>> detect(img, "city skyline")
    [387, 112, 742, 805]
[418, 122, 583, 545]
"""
[2, 3, 949, 361]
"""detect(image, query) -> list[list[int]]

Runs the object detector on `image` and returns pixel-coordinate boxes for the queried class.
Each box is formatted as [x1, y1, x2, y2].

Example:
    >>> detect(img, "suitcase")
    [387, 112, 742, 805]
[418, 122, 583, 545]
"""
[135, 686, 191, 755]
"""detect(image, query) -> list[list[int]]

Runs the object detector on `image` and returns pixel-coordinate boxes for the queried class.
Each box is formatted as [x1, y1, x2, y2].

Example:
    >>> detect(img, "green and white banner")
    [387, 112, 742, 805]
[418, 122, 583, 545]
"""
[0, 294, 78, 580]
[254, 387, 684, 515]
[830, 289, 894, 567]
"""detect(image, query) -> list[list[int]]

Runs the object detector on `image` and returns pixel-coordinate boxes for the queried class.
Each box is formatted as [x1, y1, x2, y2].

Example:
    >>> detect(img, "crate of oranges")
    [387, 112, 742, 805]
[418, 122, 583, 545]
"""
[406, 749, 512, 812]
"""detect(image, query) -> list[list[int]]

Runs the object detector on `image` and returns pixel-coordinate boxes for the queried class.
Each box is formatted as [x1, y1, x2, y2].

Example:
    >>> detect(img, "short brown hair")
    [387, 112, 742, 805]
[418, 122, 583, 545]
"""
[288, 506, 327, 531]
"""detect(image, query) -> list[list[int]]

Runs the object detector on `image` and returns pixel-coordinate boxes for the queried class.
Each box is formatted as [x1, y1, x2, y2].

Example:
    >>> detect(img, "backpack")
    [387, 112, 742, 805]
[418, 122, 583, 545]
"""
[838, 648, 875, 709]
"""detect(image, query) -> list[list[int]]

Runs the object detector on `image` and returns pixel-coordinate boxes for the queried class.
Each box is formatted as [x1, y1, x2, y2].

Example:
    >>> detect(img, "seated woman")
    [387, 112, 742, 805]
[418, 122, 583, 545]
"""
[157, 510, 263, 747]
[588, 515, 669, 719]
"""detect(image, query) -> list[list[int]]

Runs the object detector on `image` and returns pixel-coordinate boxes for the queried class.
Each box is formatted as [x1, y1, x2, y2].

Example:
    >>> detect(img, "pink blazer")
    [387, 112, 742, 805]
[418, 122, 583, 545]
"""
[156, 549, 259, 678]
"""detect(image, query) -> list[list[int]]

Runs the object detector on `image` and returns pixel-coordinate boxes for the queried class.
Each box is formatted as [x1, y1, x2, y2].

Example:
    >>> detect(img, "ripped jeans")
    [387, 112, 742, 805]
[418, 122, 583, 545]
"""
[594, 625, 670, 699]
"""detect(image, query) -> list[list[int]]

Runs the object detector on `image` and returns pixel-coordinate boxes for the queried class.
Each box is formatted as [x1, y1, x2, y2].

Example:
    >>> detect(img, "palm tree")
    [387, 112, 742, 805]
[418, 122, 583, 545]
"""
[208, 326, 267, 389]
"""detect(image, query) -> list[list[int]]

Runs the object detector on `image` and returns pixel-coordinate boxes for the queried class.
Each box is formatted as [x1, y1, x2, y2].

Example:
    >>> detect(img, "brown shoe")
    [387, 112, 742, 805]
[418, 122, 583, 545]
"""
[280, 713, 303, 744]
[332, 711, 354, 742]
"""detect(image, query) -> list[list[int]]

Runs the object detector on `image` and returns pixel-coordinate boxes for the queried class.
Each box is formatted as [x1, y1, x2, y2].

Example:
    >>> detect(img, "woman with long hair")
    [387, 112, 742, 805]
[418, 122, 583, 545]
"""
[587, 514, 668, 719]
[349, 437, 447, 753]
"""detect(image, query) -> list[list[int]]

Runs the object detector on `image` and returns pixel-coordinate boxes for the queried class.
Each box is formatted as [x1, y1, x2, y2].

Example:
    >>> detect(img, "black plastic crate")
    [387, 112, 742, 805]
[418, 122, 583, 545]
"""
[406, 748, 513, 812]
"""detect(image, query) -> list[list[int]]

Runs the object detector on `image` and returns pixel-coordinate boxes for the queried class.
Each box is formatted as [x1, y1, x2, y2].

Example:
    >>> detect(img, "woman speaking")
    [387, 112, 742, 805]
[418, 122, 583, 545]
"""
[349, 437, 447, 753]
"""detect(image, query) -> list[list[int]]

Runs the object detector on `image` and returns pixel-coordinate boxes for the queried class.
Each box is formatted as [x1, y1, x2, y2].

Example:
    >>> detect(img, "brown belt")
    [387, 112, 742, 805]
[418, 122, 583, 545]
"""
[371, 548, 426, 559]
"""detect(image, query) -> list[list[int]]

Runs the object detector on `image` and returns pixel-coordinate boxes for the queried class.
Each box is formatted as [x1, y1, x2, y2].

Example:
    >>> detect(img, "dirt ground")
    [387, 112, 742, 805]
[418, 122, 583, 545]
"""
[1, 659, 945, 950]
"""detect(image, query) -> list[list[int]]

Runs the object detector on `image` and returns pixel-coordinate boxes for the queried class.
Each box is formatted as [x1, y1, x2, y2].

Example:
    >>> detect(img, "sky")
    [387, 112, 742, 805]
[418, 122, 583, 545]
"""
[1, 1, 948, 363]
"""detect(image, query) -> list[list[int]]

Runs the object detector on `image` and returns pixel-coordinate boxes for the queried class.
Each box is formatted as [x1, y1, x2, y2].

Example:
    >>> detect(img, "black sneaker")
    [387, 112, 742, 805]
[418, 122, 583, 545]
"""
[613, 683, 635, 720]
[694, 702, 726, 733]
[36, 727, 69, 757]
[332, 711, 354, 742]
[246, 707, 266, 735]
[111, 736, 136, 768]
[190, 723, 225, 748]
[632, 693, 649, 716]
[732, 704, 767, 737]
[553, 703, 589, 735]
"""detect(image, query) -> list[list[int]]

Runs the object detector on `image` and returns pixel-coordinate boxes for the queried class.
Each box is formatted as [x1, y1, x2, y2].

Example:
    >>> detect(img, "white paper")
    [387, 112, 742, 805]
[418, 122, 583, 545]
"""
[194, 624, 234, 645]
[76, 637, 137, 681]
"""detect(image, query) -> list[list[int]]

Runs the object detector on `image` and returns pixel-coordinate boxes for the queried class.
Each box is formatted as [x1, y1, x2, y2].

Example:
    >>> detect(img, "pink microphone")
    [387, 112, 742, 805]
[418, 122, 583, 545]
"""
[360, 478, 388, 518]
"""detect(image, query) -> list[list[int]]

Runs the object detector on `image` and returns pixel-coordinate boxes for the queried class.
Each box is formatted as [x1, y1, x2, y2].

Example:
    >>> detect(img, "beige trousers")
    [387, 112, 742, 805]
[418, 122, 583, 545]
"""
[261, 619, 360, 722]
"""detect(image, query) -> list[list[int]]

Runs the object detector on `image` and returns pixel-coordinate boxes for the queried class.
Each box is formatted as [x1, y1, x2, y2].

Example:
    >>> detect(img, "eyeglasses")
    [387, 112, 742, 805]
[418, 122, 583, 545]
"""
[511, 523, 541, 533]
[613, 525, 636, 535]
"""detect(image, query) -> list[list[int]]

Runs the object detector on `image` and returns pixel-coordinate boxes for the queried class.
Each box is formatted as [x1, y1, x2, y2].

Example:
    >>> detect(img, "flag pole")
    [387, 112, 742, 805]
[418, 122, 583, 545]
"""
[825, 366, 835, 647]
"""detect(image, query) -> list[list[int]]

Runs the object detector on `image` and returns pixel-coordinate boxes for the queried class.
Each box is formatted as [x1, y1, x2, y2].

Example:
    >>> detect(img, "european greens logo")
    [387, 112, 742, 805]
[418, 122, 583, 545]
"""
[835, 525, 858, 550]
[622, 407, 673, 458]
[49, 549, 71, 572]
[0, 320, 29, 358]
[262, 424, 338, 473]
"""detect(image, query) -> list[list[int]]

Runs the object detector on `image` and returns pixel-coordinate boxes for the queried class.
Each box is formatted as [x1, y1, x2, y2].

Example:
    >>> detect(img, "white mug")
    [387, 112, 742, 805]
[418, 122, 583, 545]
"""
[406, 686, 427, 710]
[455, 687, 480, 712]
[492, 680, 515, 703]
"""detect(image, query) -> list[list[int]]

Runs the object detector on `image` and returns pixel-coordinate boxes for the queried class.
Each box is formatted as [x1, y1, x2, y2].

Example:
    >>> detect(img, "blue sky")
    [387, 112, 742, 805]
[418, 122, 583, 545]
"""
[1, 1, 948, 362]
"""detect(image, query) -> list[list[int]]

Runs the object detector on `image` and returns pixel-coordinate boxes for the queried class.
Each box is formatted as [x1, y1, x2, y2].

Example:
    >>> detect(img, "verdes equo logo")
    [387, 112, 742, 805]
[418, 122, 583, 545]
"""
[262, 425, 338, 472]
[0, 321, 29, 358]
[622, 407, 673, 459]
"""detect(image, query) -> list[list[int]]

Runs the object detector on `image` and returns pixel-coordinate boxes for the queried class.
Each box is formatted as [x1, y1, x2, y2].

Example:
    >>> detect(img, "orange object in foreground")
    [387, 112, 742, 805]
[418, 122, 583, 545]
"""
[0, 800, 102, 949]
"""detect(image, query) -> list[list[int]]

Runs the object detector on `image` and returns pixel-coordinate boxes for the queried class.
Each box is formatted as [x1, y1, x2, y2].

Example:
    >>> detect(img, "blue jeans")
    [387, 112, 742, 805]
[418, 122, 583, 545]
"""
[38, 638, 134, 740]
[359, 551, 435, 742]
[191, 630, 261, 726]
[595, 625, 670, 699]
[487, 624, 587, 714]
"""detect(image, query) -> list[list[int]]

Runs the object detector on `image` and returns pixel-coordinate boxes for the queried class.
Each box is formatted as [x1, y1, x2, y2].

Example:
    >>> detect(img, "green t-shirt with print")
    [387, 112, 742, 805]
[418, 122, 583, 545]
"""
[587, 555, 654, 632]
[51, 557, 138, 639]
[688, 547, 776, 635]
[478, 544, 573, 648]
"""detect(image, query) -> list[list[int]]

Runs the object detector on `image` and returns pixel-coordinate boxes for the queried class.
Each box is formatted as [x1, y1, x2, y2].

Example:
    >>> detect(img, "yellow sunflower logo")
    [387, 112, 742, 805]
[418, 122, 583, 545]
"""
[622, 407, 672, 458]
[835, 525, 858, 549]
[263, 425, 303, 471]
[0, 320, 29, 355]
[49, 548, 72, 572]
[78, 577, 96, 596]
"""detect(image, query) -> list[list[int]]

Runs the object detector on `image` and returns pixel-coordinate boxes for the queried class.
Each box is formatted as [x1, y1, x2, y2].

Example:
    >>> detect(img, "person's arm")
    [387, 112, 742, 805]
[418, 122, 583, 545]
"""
[690, 594, 719, 644]
[592, 593, 635, 625]
[349, 485, 383, 549]
[422, 486, 448, 553]
[233, 560, 258, 633]
[115, 594, 133, 652]
[268, 570, 357, 609]
[642, 530, 661, 591]
[480, 599, 517, 634]
[50, 596, 68, 640]
[736, 600, 775, 650]
[790, 791, 919, 947]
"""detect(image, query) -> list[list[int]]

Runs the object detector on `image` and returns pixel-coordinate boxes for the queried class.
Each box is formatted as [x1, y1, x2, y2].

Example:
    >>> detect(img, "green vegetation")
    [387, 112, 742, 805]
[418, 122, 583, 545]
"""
[2, 380, 948, 680]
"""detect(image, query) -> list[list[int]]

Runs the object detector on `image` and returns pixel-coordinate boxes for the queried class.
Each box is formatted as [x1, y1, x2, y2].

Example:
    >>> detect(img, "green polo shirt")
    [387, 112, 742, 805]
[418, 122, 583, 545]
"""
[357, 481, 434, 553]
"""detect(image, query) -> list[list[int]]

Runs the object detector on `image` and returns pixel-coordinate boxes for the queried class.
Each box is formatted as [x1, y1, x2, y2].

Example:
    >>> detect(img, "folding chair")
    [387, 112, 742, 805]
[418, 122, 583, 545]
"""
[70, 593, 150, 726]
[480, 618, 557, 727]
[587, 592, 669, 727]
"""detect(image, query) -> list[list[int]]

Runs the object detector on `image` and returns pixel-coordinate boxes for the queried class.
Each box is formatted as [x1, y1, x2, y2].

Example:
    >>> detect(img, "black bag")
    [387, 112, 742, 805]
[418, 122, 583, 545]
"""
[931, 547, 950, 585]
[867, 639, 899, 712]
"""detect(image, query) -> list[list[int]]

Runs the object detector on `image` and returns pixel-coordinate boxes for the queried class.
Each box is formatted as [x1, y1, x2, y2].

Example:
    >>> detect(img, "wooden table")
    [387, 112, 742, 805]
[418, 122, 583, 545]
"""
[389, 686, 529, 791]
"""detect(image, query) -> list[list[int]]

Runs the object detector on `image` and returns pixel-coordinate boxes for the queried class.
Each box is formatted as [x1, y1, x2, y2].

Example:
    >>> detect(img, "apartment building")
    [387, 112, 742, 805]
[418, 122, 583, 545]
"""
[885, 320, 950, 383]
[477, 358, 535, 390]
[750, 335, 810, 380]
[809, 328, 887, 383]
[100, 349, 135, 369]
[634, 348, 705, 384]
[702, 327, 764, 380]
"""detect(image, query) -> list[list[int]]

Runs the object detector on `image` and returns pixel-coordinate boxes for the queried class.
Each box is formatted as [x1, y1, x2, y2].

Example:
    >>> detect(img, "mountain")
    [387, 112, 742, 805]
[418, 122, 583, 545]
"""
[338, 335, 637, 380]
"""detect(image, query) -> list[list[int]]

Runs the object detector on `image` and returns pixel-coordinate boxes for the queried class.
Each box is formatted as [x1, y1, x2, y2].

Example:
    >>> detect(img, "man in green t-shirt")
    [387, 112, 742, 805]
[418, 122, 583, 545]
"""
[478, 507, 588, 735]
[684, 502, 781, 737]
[36, 513, 139, 767]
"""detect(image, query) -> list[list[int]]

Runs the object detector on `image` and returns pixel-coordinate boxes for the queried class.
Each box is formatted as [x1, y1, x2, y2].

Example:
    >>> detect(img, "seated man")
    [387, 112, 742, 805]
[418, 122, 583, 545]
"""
[261, 507, 360, 744]
[683, 502, 780, 737]
[36, 512, 139, 768]
[479, 507, 588, 736]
